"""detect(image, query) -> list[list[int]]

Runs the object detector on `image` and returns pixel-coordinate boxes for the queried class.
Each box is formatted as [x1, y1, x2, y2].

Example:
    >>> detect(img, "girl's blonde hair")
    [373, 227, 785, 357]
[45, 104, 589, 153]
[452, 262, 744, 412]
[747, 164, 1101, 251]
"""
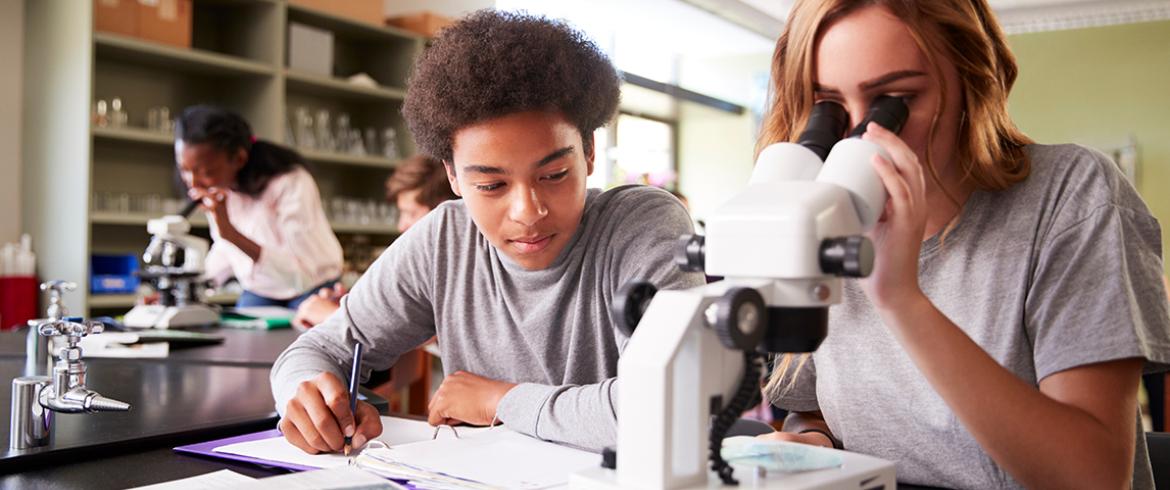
[762, 0, 1033, 399]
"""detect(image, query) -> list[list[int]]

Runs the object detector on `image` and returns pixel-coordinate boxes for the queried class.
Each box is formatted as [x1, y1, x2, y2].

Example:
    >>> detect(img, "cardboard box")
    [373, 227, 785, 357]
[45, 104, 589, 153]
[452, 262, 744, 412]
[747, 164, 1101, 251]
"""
[291, 0, 382, 26]
[386, 12, 454, 38]
[94, 0, 138, 37]
[288, 22, 334, 77]
[137, 0, 192, 48]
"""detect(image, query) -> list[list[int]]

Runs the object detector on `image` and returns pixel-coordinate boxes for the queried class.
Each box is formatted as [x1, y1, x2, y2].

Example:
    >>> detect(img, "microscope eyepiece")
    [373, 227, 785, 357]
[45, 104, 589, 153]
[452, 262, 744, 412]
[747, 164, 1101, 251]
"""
[179, 199, 201, 218]
[847, 95, 909, 138]
[797, 101, 849, 162]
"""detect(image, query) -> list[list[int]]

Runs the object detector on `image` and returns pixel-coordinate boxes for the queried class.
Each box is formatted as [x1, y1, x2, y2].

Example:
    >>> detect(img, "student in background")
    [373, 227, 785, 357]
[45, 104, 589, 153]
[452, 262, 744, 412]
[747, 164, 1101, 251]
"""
[270, 10, 704, 455]
[293, 155, 457, 329]
[760, 1, 1170, 489]
[176, 105, 343, 309]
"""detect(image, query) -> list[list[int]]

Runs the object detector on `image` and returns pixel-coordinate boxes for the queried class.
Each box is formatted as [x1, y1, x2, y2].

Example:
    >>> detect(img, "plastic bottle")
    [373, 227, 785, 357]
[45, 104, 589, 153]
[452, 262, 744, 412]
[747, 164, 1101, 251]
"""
[0, 243, 15, 277]
[19, 234, 35, 276]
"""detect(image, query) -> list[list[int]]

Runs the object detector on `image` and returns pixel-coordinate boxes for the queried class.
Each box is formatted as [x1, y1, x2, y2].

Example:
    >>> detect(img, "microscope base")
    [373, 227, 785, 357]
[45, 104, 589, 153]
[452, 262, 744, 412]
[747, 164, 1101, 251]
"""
[123, 304, 219, 329]
[571, 442, 895, 490]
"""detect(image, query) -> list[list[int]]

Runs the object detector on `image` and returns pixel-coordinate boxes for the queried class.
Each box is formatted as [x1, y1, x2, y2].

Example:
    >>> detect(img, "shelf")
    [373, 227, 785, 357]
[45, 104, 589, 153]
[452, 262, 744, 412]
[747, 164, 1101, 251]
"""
[26, 3, 421, 318]
[286, 4, 423, 43]
[90, 212, 394, 235]
[88, 294, 137, 309]
[331, 222, 399, 235]
[300, 149, 397, 169]
[94, 33, 275, 77]
[88, 292, 241, 309]
[285, 69, 406, 102]
[91, 212, 209, 228]
[93, 125, 396, 170]
[93, 126, 173, 146]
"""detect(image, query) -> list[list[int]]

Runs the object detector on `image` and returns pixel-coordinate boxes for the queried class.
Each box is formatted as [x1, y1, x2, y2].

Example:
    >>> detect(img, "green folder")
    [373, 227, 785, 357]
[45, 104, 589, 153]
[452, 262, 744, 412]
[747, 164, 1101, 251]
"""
[219, 313, 292, 332]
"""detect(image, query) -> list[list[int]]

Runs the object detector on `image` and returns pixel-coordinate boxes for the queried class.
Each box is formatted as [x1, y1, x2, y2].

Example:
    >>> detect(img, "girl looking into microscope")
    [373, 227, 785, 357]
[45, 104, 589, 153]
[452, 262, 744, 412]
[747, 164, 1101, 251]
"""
[760, 1, 1170, 489]
[175, 105, 343, 309]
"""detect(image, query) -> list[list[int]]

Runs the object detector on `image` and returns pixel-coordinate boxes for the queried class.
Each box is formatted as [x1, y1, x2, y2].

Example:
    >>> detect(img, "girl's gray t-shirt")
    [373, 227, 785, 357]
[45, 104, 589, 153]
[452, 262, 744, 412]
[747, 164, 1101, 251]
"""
[772, 144, 1170, 489]
[271, 185, 704, 451]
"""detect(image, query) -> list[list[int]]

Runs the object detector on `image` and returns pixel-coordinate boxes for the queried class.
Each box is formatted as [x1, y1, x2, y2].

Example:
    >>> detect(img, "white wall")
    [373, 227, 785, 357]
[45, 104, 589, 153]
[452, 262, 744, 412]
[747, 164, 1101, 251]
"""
[0, 0, 24, 244]
[677, 51, 771, 221]
[677, 102, 757, 222]
[384, 0, 492, 18]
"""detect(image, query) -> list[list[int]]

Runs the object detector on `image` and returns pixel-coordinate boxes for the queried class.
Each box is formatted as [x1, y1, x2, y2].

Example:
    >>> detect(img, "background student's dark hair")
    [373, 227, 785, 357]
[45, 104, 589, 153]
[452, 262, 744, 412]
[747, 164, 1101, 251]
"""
[386, 155, 459, 208]
[175, 105, 307, 196]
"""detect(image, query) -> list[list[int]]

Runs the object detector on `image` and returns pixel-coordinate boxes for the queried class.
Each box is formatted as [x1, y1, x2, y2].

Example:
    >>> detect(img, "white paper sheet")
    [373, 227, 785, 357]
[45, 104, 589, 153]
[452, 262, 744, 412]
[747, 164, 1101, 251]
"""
[52, 333, 169, 359]
[231, 306, 295, 319]
[362, 429, 597, 489]
[238, 466, 404, 489]
[128, 469, 255, 489]
[213, 417, 468, 469]
[213, 416, 598, 489]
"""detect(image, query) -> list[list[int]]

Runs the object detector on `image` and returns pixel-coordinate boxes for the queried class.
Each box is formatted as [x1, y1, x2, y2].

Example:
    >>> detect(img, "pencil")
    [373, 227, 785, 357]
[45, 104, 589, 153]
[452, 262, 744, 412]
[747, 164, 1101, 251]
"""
[344, 342, 363, 456]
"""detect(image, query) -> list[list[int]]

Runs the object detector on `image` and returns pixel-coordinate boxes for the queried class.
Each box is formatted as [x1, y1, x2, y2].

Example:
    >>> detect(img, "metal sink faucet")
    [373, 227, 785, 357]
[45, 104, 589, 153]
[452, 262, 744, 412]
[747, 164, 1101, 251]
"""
[10, 281, 131, 450]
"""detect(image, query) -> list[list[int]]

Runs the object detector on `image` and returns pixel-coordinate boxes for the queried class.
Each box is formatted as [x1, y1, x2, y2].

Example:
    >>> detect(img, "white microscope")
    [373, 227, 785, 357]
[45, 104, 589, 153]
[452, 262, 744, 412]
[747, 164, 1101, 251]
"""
[123, 201, 220, 328]
[573, 97, 909, 489]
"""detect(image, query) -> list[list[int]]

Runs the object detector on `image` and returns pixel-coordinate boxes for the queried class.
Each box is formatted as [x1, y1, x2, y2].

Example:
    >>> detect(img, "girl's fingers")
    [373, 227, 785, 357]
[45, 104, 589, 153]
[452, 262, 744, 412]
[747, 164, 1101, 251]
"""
[864, 124, 924, 194]
[872, 154, 911, 211]
[865, 123, 926, 211]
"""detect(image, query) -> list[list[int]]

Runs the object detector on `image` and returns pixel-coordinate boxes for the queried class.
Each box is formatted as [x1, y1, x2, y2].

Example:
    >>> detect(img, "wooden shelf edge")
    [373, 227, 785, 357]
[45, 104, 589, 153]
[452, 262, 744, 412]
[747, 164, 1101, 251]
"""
[94, 32, 276, 76]
[285, 69, 406, 101]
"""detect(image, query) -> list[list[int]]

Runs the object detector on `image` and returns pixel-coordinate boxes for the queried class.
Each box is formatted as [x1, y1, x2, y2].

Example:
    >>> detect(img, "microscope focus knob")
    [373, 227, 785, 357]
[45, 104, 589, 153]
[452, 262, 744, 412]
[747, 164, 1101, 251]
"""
[714, 287, 767, 350]
[612, 281, 658, 338]
[819, 236, 874, 278]
[674, 234, 705, 273]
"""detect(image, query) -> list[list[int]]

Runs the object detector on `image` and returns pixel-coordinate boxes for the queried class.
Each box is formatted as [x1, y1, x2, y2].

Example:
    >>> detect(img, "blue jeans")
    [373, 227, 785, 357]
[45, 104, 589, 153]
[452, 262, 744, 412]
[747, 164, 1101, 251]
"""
[236, 280, 338, 310]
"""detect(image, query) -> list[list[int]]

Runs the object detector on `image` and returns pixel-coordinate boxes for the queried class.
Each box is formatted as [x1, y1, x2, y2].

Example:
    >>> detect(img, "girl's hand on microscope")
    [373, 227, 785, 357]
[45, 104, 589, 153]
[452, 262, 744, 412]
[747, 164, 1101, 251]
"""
[279, 372, 383, 454]
[189, 187, 236, 236]
[858, 122, 928, 313]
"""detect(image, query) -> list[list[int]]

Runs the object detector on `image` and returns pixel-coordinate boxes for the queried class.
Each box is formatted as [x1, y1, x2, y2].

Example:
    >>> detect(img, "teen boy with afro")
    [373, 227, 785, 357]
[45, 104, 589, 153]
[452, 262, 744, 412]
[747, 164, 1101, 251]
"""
[270, 10, 704, 453]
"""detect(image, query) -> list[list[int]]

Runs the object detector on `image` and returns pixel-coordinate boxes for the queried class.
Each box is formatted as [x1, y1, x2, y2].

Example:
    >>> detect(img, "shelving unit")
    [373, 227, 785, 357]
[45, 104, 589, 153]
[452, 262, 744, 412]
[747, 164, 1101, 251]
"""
[284, 69, 406, 102]
[90, 211, 396, 236]
[94, 32, 276, 77]
[24, 0, 424, 316]
[299, 148, 396, 169]
[92, 126, 175, 145]
[88, 291, 241, 309]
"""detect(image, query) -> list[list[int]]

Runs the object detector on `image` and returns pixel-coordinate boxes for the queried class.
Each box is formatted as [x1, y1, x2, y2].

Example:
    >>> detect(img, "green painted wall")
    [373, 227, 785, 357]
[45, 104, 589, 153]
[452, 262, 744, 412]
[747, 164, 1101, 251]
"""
[1008, 20, 1170, 274]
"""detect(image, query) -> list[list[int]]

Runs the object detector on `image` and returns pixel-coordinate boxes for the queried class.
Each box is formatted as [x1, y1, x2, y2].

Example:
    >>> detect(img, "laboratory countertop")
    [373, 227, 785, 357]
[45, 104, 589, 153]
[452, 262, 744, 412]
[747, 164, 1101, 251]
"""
[0, 326, 302, 366]
[0, 444, 286, 489]
[0, 358, 280, 473]
[0, 325, 302, 480]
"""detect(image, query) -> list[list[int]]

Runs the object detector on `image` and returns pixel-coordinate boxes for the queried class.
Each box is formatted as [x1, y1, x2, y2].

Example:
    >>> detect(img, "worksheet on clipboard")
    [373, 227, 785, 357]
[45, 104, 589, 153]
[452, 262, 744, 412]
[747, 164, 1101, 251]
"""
[212, 416, 599, 489]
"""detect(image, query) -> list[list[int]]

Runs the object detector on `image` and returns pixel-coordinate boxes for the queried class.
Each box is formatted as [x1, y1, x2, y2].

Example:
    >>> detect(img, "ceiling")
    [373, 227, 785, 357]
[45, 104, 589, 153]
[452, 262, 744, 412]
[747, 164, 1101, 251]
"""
[734, 0, 1111, 20]
[493, 0, 1170, 69]
[683, 0, 1170, 39]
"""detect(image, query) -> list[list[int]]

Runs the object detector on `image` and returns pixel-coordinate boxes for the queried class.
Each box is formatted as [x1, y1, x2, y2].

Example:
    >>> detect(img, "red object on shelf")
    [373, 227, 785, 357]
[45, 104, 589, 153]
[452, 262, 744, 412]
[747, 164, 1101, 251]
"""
[0, 276, 38, 330]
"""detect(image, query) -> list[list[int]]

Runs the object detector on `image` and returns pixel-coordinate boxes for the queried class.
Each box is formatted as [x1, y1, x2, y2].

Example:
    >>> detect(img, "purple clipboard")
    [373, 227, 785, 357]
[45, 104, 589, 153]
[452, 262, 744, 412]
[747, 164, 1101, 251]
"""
[174, 429, 318, 472]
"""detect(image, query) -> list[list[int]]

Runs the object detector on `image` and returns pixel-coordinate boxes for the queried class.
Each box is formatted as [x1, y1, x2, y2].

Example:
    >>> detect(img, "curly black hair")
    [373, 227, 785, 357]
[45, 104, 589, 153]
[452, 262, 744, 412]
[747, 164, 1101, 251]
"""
[402, 10, 620, 163]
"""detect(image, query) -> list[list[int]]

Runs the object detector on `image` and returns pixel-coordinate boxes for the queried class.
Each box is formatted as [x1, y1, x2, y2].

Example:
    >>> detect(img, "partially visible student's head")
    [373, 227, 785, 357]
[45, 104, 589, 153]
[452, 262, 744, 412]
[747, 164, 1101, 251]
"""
[386, 155, 459, 232]
[402, 10, 620, 270]
[760, 0, 1032, 197]
[175, 105, 305, 197]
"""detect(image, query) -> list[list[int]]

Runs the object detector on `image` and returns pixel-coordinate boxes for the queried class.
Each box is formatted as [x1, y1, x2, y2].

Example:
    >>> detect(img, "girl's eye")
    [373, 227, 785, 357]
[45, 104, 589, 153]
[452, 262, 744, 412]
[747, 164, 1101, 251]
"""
[884, 93, 917, 104]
